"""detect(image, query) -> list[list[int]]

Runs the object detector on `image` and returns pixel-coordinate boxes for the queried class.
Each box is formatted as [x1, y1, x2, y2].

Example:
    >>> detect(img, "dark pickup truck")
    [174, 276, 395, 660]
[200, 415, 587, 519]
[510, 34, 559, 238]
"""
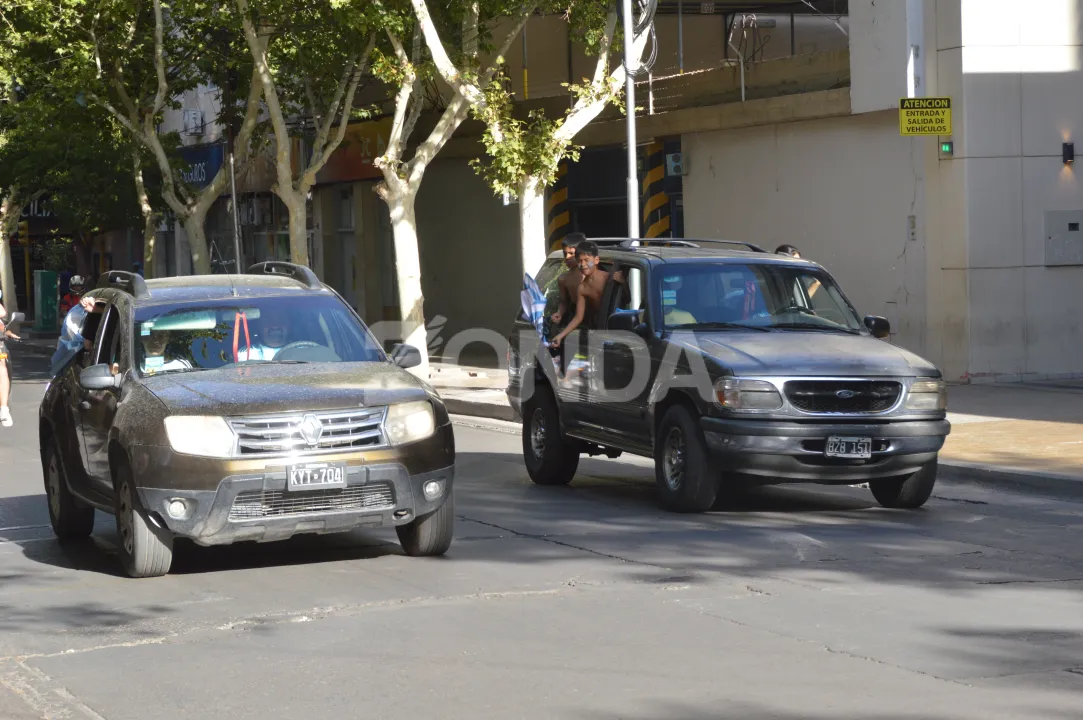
[507, 239, 951, 513]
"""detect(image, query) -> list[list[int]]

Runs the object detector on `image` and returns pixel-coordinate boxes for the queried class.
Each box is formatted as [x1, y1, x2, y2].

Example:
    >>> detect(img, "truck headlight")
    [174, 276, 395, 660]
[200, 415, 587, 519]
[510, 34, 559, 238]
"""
[715, 378, 783, 411]
[384, 401, 436, 446]
[164, 416, 236, 458]
[905, 379, 947, 411]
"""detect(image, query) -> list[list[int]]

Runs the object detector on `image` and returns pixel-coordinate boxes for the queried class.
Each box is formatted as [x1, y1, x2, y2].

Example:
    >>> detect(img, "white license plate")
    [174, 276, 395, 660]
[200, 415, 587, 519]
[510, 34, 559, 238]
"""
[825, 436, 873, 459]
[287, 463, 347, 491]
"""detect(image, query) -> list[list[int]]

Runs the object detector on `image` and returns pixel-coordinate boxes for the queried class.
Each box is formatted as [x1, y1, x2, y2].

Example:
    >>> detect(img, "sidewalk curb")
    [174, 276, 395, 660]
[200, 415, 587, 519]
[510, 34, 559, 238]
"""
[442, 396, 1083, 503]
[442, 397, 520, 424]
[938, 461, 1083, 502]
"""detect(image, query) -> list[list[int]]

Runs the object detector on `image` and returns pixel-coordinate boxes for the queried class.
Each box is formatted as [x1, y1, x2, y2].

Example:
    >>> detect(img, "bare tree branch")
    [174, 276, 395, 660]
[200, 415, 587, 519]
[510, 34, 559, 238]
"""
[151, 0, 170, 115]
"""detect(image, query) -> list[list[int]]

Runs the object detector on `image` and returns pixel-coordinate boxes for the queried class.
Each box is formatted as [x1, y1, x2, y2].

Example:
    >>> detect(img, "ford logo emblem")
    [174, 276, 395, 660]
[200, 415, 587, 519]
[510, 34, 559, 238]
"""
[835, 389, 857, 399]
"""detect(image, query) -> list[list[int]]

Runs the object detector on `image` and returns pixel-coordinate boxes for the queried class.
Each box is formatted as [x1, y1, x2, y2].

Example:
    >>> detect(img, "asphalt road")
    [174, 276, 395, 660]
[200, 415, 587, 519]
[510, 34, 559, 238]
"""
[2, 346, 1083, 719]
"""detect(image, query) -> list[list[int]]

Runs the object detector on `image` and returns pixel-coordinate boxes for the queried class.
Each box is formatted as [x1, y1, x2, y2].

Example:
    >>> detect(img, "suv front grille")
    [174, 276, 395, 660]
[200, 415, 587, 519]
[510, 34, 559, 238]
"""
[229, 408, 386, 456]
[229, 484, 396, 520]
[784, 380, 901, 414]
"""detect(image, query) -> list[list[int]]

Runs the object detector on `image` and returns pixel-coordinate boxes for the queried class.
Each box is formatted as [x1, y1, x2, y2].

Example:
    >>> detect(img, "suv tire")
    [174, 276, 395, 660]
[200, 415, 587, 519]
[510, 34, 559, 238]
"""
[398, 495, 455, 557]
[114, 460, 174, 578]
[42, 438, 95, 541]
[522, 386, 579, 486]
[870, 461, 937, 509]
[655, 405, 718, 513]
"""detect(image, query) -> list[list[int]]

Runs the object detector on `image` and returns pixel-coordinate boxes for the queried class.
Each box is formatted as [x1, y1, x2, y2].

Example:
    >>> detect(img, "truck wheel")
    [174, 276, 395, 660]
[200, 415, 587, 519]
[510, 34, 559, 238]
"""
[655, 405, 718, 513]
[522, 386, 579, 486]
[113, 461, 173, 578]
[42, 439, 95, 541]
[870, 461, 938, 509]
[398, 495, 455, 557]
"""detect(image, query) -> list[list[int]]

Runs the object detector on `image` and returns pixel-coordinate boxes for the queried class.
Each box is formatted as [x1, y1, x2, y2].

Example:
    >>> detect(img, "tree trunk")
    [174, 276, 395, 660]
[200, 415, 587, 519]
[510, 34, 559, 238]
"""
[132, 150, 157, 279]
[0, 192, 22, 314]
[281, 189, 309, 267]
[518, 176, 548, 280]
[182, 215, 212, 275]
[387, 187, 429, 379]
[142, 213, 158, 280]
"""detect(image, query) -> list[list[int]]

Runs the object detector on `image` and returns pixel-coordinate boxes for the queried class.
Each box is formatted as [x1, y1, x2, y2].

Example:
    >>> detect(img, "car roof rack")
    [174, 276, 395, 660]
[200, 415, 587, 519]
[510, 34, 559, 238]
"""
[96, 270, 150, 299]
[247, 261, 323, 290]
[619, 238, 769, 253]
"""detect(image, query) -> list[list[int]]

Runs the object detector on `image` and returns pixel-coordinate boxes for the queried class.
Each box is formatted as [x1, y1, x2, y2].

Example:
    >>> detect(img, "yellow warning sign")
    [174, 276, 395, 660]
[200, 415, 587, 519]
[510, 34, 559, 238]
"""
[899, 97, 952, 136]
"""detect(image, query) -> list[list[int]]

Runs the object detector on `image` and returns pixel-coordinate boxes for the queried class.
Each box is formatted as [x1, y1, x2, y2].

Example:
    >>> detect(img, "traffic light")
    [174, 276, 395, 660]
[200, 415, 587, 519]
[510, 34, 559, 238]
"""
[17, 221, 29, 246]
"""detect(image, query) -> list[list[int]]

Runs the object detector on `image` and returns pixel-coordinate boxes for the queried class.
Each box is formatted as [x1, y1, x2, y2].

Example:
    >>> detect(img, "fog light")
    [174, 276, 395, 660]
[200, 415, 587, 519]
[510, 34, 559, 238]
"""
[423, 480, 444, 500]
[166, 499, 189, 520]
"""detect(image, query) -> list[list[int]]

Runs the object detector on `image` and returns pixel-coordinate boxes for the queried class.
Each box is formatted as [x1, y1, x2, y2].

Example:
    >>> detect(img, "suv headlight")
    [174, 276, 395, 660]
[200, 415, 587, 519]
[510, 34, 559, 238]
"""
[905, 379, 947, 411]
[715, 377, 783, 411]
[164, 416, 236, 458]
[384, 400, 436, 446]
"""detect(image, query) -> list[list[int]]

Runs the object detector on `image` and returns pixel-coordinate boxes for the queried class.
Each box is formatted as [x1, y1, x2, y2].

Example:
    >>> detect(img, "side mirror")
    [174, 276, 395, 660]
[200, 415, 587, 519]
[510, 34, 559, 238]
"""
[864, 315, 891, 339]
[390, 343, 422, 369]
[79, 363, 121, 390]
[608, 310, 649, 337]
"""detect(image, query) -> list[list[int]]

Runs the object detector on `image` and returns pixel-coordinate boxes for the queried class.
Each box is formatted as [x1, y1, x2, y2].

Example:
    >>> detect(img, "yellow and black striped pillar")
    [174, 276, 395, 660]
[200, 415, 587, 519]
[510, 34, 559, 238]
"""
[641, 142, 671, 240]
[546, 160, 570, 251]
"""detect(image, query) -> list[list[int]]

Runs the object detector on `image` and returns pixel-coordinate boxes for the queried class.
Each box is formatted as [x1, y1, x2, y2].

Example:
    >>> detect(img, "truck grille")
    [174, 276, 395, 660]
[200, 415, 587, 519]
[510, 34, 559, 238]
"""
[229, 408, 386, 456]
[784, 380, 901, 414]
[229, 484, 396, 520]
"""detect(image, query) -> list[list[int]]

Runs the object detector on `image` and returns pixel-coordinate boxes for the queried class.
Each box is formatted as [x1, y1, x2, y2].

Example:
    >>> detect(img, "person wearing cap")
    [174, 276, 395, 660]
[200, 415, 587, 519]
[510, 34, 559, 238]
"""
[59, 275, 87, 317]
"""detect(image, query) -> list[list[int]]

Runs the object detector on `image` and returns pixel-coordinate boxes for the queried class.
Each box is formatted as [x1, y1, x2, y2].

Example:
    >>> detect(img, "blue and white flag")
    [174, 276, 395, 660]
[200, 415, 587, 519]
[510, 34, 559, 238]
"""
[520, 273, 549, 346]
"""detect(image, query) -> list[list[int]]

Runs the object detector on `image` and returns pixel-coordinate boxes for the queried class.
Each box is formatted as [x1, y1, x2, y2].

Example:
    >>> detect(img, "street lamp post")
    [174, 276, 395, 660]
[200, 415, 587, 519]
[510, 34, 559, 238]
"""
[623, 0, 640, 241]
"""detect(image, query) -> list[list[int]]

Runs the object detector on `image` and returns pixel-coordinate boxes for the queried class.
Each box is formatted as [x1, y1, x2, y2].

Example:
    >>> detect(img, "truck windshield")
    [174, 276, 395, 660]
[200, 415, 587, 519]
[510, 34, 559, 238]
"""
[658, 263, 865, 333]
[133, 295, 385, 376]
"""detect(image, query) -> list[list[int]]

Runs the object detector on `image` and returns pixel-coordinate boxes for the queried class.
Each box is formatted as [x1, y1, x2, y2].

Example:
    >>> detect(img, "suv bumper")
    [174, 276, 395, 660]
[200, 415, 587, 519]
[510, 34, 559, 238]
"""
[700, 417, 950, 484]
[129, 424, 455, 546]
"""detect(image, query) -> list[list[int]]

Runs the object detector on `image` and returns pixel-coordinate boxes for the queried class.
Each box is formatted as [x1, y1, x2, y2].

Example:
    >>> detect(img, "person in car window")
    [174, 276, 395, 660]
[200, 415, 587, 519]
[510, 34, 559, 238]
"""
[140, 330, 192, 375]
[51, 296, 99, 376]
[241, 307, 293, 361]
[551, 241, 624, 349]
[775, 244, 822, 301]
[550, 233, 585, 326]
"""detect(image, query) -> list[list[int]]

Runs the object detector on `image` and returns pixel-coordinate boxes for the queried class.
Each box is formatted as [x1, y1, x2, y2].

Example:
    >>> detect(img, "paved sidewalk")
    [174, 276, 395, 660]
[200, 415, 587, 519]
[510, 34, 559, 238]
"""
[430, 363, 1083, 500]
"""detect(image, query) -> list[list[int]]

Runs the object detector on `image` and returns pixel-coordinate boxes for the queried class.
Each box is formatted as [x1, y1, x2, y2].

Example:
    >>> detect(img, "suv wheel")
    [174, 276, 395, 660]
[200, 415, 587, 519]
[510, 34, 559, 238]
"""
[655, 405, 717, 513]
[42, 439, 95, 541]
[522, 387, 579, 486]
[398, 495, 455, 557]
[113, 461, 174, 578]
[869, 461, 937, 509]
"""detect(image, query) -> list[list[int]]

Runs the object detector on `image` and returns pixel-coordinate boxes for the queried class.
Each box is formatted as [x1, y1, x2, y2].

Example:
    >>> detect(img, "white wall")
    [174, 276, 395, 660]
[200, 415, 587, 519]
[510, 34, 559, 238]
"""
[937, 0, 1083, 378]
[682, 111, 929, 358]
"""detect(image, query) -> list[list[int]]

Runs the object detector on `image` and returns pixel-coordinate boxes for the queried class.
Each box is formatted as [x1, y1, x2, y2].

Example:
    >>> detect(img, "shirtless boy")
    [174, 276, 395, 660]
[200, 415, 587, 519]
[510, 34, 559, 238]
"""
[551, 240, 612, 349]
[550, 232, 585, 326]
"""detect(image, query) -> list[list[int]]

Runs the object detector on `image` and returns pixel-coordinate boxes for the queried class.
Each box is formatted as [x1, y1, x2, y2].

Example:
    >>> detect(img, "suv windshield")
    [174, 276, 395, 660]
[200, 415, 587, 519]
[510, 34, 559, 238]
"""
[133, 295, 384, 376]
[657, 263, 864, 333]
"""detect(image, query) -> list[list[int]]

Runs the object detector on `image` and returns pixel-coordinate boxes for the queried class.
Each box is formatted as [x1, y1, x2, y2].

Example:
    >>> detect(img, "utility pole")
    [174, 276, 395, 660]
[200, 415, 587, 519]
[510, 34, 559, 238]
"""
[622, 0, 639, 240]
[224, 66, 243, 273]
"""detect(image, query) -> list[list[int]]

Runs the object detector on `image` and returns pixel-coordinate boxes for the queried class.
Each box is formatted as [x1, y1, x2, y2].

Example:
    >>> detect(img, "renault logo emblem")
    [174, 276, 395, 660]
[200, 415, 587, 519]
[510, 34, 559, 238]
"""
[835, 389, 857, 399]
[299, 415, 324, 446]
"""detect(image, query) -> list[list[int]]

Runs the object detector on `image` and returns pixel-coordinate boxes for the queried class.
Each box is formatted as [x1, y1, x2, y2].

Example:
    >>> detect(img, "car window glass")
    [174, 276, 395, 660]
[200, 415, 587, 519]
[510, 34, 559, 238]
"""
[659, 264, 863, 332]
[93, 306, 120, 367]
[134, 295, 384, 375]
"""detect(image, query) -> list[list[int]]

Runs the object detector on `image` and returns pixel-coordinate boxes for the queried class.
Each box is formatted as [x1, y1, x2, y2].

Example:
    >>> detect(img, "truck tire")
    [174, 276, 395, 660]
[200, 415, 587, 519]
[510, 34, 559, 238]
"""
[398, 495, 455, 557]
[42, 439, 95, 541]
[870, 461, 938, 509]
[522, 386, 579, 486]
[655, 405, 718, 513]
[113, 460, 173, 578]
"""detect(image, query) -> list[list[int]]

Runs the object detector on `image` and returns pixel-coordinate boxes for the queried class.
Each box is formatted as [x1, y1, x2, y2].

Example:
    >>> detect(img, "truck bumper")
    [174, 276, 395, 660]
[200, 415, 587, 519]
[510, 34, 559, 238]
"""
[700, 417, 951, 484]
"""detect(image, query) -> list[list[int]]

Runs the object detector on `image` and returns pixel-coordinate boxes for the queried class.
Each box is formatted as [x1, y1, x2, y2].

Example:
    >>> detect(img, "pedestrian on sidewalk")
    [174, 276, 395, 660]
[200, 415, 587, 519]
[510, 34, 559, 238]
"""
[0, 290, 22, 427]
[59, 275, 86, 317]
